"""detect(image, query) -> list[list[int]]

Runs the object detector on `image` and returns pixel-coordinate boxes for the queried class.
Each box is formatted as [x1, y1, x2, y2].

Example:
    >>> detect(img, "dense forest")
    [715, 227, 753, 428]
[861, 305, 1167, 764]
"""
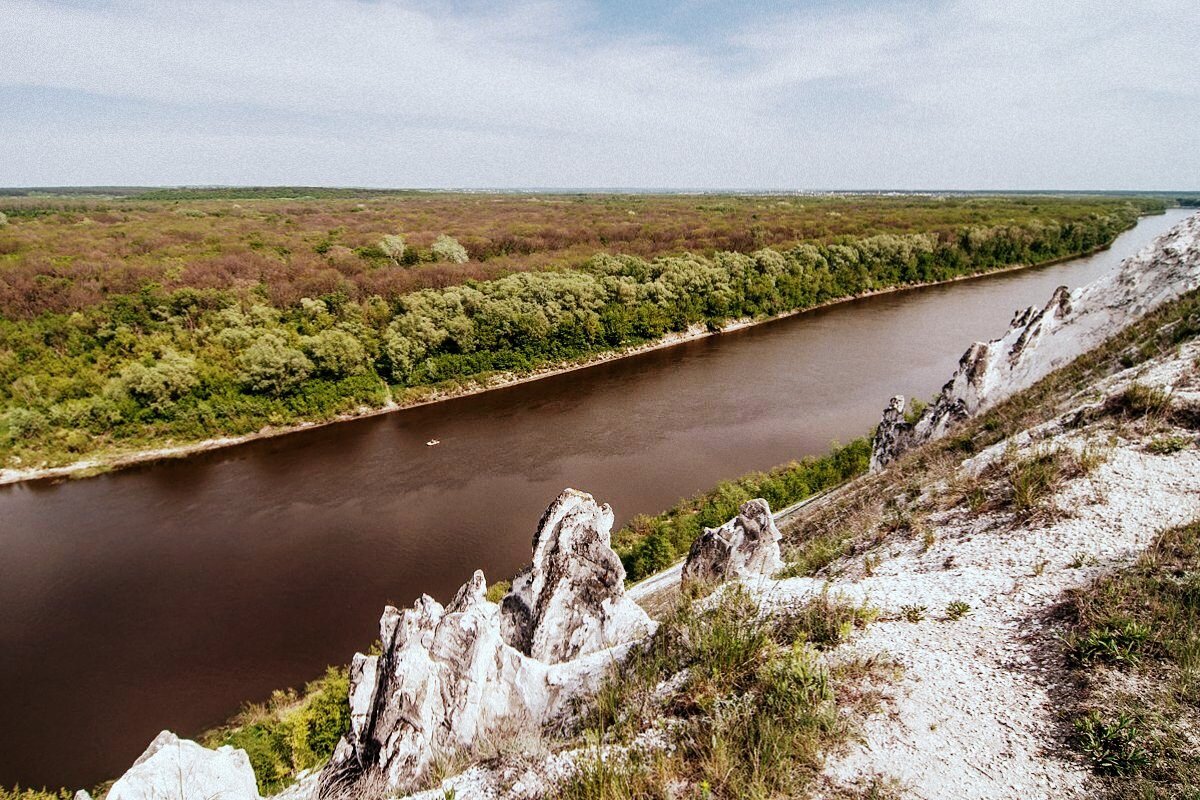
[0, 194, 1164, 468]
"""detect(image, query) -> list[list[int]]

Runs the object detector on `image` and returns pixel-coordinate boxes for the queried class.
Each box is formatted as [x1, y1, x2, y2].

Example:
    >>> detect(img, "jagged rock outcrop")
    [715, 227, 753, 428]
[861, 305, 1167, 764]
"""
[318, 489, 654, 796]
[872, 211, 1200, 469]
[501, 488, 655, 663]
[681, 498, 784, 586]
[106, 731, 260, 800]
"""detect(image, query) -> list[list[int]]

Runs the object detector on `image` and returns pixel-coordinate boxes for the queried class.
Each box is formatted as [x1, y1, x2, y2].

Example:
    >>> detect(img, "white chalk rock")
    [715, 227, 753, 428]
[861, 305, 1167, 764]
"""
[682, 498, 784, 586]
[319, 489, 655, 796]
[502, 488, 655, 663]
[872, 211, 1200, 469]
[107, 731, 260, 800]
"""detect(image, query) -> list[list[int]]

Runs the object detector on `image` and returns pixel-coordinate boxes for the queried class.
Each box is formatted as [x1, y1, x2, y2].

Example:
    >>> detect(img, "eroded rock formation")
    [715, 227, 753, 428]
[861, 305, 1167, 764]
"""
[318, 489, 653, 796]
[501, 488, 655, 663]
[681, 498, 784, 586]
[871, 212, 1200, 469]
[106, 731, 260, 800]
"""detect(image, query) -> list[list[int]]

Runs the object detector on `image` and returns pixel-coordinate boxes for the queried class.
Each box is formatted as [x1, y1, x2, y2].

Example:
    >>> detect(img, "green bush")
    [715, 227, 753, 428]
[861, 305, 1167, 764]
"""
[617, 439, 870, 582]
[204, 666, 350, 795]
[113, 349, 199, 413]
[432, 234, 468, 264]
[302, 329, 366, 378]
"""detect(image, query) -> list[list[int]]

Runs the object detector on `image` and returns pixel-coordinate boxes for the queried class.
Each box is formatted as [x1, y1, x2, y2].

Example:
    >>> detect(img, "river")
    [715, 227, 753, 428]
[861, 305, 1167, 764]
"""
[0, 209, 1189, 787]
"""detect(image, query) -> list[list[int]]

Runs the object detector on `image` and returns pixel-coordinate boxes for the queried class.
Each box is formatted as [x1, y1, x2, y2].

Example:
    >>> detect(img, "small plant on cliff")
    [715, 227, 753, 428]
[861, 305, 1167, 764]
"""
[1073, 711, 1150, 777]
[945, 601, 971, 621]
[1147, 435, 1191, 455]
[485, 580, 511, 603]
[1069, 620, 1152, 666]
[1108, 383, 1173, 419]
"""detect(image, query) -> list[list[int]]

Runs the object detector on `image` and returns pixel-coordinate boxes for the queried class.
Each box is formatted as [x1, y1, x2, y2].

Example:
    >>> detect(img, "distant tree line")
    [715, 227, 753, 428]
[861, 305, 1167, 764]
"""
[0, 205, 1148, 466]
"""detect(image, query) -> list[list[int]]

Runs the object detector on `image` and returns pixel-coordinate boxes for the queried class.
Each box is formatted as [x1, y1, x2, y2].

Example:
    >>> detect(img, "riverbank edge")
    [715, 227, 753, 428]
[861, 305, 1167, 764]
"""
[0, 236, 1133, 487]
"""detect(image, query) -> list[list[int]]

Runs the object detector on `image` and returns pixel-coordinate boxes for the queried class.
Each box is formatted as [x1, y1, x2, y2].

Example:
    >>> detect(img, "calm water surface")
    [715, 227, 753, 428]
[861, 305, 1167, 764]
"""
[0, 209, 1190, 787]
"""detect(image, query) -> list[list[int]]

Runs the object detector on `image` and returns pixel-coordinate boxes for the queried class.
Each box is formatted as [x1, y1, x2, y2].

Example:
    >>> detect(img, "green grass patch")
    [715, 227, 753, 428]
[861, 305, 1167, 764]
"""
[1063, 520, 1200, 797]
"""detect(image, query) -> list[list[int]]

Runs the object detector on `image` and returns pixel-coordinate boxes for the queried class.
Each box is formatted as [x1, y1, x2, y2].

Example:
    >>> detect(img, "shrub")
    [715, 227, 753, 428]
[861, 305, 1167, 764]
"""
[0, 788, 68, 800]
[616, 439, 870, 582]
[237, 334, 314, 395]
[485, 580, 511, 603]
[2, 407, 48, 440]
[205, 666, 349, 794]
[432, 234, 469, 264]
[0, 211, 8, 226]
[1147, 435, 1191, 455]
[379, 234, 407, 264]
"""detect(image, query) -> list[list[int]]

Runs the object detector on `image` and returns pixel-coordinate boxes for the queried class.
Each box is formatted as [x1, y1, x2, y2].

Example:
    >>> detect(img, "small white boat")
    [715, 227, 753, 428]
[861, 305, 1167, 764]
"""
[426, 439, 440, 446]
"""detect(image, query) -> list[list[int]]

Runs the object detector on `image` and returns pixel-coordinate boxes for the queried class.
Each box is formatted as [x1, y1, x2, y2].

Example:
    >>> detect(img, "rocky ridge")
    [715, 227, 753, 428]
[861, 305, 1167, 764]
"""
[871, 211, 1200, 469]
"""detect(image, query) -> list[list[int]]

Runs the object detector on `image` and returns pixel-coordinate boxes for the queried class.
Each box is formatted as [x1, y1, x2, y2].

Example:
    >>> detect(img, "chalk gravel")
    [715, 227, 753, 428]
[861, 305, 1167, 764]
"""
[752, 344, 1200, 800]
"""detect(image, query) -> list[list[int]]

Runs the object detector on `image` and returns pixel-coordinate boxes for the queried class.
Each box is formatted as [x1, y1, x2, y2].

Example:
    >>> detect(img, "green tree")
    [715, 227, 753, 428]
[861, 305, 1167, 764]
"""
[238, 334, 313, 395]
[303, 329, 365, 378]
[114, 349, 200, 413]
[378, 234, 406, 265]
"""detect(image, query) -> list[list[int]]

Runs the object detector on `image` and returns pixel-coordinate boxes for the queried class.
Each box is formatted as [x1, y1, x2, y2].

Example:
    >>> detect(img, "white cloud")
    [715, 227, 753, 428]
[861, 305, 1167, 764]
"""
[0, 0, 1195, 188]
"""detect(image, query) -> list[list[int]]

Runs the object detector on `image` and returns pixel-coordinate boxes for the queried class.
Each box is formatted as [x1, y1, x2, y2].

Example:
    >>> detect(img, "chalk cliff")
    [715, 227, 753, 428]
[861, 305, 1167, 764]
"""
[871, 211, 1200, 469]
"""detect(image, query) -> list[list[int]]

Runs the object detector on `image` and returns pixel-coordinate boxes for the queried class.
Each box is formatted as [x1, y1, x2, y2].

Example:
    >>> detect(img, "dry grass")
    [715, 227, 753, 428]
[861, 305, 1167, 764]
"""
[554, 587, 887, 800]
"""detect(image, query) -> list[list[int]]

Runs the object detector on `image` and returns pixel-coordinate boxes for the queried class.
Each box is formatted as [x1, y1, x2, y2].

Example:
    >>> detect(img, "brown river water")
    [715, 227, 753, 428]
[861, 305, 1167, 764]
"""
[0, 210, 1189, 788]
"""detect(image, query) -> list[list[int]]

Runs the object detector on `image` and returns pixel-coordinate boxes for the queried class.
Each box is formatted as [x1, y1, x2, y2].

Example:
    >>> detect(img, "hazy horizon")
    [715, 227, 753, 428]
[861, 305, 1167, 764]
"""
[3, 185, 1198, 194]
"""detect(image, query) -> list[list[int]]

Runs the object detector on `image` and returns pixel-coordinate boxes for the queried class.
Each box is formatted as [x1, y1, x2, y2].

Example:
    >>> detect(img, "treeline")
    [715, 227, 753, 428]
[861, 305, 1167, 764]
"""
[0, 205, 1147, 467]
[615, 439, 871, 582]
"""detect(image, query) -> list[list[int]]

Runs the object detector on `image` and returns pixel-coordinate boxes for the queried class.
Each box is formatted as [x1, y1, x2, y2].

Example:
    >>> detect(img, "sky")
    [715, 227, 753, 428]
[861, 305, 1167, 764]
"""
[0, 0, 1197, 190]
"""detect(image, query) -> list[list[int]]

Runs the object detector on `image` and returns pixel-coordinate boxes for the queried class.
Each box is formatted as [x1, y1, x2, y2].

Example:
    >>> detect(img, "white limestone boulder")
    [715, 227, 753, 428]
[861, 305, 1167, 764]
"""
[681, 498, 784, 586]
[106, 731, 260, 800]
